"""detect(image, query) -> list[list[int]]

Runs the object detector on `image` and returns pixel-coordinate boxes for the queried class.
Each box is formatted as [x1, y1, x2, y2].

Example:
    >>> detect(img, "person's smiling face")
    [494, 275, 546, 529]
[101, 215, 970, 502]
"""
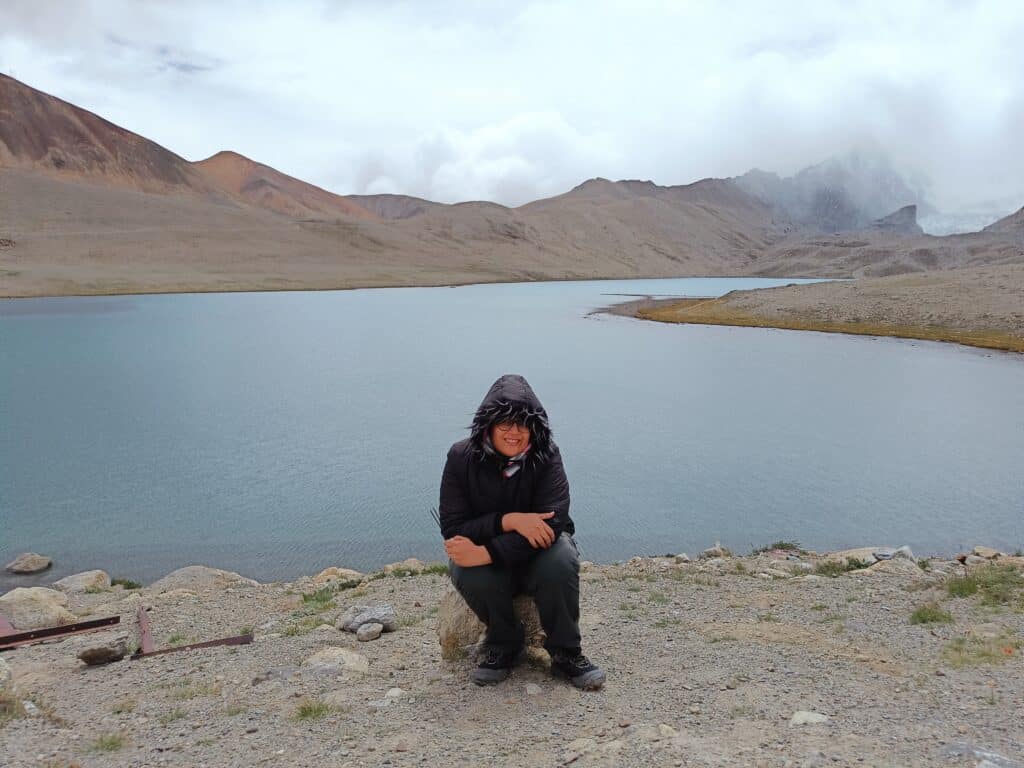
[490, 420, 531, 457]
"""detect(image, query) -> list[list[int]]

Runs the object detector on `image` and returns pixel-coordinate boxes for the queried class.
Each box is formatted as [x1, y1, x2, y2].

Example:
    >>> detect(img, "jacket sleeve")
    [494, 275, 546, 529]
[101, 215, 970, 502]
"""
[438, 446, 504, 544]
[484, 448, 571, 567]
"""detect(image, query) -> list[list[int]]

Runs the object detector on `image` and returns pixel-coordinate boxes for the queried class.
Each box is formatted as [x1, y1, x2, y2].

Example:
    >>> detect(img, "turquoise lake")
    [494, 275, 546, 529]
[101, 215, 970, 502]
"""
[2, 277, 1022, 588]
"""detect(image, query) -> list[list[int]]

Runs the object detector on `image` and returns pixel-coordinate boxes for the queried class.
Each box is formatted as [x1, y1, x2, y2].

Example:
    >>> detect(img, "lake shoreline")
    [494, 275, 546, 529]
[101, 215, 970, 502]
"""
[600, 266, 1024, 355]
[3, 546, 1023, 767]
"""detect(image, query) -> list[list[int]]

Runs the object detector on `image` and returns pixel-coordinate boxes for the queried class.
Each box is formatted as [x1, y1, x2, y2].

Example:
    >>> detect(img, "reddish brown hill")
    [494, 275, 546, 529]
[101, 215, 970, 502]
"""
[0, 72, 219, 195]
[194, 151, 376, 221]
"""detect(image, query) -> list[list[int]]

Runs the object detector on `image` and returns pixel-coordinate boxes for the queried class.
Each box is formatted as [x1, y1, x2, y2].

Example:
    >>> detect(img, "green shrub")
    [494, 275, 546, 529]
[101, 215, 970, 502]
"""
[947, 565, 1024, 605]
[813, 557, 871, 577]
[910, 603, 953, 624]
[111, 577, 142, 590]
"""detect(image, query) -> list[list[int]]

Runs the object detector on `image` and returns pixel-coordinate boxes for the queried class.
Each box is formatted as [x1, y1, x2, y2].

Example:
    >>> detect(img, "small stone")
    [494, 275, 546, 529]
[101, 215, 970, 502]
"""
[617, 718, 631, 728]
[4, 553, 52, 574]
[303, 647, 370, 675]
[687, 705, 701, 715]
[384, 688, 406, 699]
[77, 636, 129, 666]
[356, 622, 384, 642]
[525, 683, 541, 695]
[659, 724, 678, 737]
[22, 700, 41, 717]
[789, 711, 829, 726]
[674, 553, 691, 564]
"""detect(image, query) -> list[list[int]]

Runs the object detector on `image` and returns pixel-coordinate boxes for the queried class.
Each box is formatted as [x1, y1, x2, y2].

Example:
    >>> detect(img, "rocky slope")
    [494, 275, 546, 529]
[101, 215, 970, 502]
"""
[2, 546, 1023, 767]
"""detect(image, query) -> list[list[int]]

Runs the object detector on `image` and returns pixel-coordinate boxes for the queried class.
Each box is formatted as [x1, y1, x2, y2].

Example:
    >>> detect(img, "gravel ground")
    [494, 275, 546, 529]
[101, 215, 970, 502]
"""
[2, 550, 1023, 768]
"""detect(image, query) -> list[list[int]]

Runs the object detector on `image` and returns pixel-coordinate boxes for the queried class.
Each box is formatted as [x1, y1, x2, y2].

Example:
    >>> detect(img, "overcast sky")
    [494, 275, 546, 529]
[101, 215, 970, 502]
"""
[2, 0, 1023, 212]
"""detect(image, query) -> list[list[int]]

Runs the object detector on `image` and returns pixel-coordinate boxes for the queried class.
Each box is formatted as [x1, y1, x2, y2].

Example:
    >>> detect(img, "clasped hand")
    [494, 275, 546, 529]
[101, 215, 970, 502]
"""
[502, 511, 556, 549]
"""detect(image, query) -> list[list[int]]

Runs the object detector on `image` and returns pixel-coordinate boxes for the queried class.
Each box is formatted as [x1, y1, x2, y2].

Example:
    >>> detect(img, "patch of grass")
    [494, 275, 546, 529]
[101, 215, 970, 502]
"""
[910, 603, 954, 625]
[752, 540, 803, 555]
[84, 586, 110, 594]
[648, 590, 670, 605]
[639, 297, 1024, 354]
[653, 617, 682, 629]
[237, 625, 255, 636]
[225, 703, 247, 716]
[729, 704, 757, 718]
[166, 632, 188, 646]
[813, 613, 847, 624]
[283, 615, 326, 636]
[626, 584, 642, 593]
[301, 587, 338, 611]
[0, 692, 24, 726]
[421, 563, 449, 576]
[158, 708, 187, 725]
[111, 698, 135, 714]
[169, 682, 220, 701]
[293, 698, 333, 721]
[111, 577, 142, 590]
[90, 733, 126, 752]
[398, 615, 423, 628]
[942, 633, 1021, 668]
[618, 601, 638, 612]
[707, 633, 738, 643]
[756, 613, 779, 623]
[732, 561, 748, 575]
[947, 565, 1024, 605]
[813, 557, 871, 577]
[386, 566, 419, 578]
[810, 603, 828, 612]
[917, 558, 932, 572]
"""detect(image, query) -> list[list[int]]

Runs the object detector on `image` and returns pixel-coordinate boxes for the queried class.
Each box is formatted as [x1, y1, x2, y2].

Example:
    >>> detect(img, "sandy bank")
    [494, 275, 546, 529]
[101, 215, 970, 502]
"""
[614, 266, 1024, 354]
[2, 547, 1023, 767]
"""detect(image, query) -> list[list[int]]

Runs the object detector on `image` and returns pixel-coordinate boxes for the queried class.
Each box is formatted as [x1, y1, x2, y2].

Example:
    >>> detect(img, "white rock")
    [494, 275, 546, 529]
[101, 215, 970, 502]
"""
[822, 547, 879, 566]
[356, 622, 384, 642]
[0, 587, 77, 630]
[147, 565, 257, 593]
[674, 553, 691, 564]
[383, 558, 424, 575]
[384, 687, 406, 699]
[790, 711, 829, 725]
[872, 546, 914, 561]
[525, 683, 541, 695]
[53, 570, 111, 594]
[303, 647, 370, 675]
[659, 723, 679, 736]
[4, 553, 52, 574]
[700, 544, 732, 559]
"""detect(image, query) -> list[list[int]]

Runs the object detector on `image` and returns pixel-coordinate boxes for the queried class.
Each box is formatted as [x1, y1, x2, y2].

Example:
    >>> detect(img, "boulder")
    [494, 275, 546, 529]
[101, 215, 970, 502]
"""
[356, 622, 384, 642]
[0, 587, 77, 630]
[872, 546, 914, 561]
[972, 546, 1004, 560]
[77, 636, 129, 666]
[336, 604, 397, 633]
[700, 544, 732, 560]
[312, 567, 364, 585]
[147, 565, 258, 593]
[436, 587, 543, 661]
[383, 558, 425, 575]
[53, 570, 111, 594]
[865, 558, 925, 578]
[303, 647, 370, 675]
[790, 711, 830, 726]
[822, 547, 879, 566]
[674, 553, 691, 564]
[4, 553, 52, 574]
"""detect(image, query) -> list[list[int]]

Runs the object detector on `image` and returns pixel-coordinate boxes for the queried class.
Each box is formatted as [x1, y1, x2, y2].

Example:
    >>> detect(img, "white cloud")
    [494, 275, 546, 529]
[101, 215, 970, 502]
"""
[1, 0, 1023, 212]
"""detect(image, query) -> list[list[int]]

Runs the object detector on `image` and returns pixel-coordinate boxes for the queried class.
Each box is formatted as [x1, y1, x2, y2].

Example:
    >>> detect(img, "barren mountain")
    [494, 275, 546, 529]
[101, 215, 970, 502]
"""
[195, 151, 376, 220]
[2, 73, 1023, 299]
[0, 72, 220, 197]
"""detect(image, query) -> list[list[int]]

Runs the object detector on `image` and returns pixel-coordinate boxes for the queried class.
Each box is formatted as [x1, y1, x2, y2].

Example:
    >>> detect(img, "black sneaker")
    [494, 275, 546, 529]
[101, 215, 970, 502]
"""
[550, 650, 606, 690]
[471, 646, 521, 686]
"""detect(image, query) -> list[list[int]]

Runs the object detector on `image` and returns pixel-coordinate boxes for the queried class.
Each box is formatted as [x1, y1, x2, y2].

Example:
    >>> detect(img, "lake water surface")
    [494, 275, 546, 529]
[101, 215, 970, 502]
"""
[2, 278, 1022, 588]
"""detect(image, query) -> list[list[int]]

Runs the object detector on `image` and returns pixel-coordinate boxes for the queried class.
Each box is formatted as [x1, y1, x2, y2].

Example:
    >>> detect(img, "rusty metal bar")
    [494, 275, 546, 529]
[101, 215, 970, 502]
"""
[0, 615, 121, 651]
[130, 632, 253, 660]
[136, 604, 155, 655]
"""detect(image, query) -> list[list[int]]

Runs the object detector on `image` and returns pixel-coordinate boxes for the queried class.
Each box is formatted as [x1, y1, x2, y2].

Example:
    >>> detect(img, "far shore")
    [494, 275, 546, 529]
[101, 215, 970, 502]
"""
[600, 265, 1024, 355]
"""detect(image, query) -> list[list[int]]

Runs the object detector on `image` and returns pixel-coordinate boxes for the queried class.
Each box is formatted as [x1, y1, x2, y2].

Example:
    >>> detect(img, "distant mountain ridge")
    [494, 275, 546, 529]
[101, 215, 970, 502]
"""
[2, 72, 1022, 297]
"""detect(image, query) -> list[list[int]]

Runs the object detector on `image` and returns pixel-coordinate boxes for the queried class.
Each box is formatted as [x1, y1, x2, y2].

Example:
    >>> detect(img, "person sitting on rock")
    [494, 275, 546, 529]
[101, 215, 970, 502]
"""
[438, 373, 606, 690]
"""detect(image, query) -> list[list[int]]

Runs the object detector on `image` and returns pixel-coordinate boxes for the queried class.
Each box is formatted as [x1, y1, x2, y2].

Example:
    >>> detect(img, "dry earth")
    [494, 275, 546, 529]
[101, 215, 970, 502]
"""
[3, 548, 1024, 767]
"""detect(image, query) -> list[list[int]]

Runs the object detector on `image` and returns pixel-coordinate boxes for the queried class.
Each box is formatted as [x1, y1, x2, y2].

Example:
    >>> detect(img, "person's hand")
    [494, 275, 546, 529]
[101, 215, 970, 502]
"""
[444, 536, 493, 567]
[502, 511, 556, 549]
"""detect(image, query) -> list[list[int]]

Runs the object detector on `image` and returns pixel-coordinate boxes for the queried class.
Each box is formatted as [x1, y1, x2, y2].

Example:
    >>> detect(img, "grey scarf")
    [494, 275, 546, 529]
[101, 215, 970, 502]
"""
[481, 432, 531, 478]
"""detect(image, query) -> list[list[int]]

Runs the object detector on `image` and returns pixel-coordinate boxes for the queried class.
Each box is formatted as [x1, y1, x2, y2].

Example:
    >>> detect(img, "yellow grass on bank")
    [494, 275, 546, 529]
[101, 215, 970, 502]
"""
[638, 298, 1024, 354]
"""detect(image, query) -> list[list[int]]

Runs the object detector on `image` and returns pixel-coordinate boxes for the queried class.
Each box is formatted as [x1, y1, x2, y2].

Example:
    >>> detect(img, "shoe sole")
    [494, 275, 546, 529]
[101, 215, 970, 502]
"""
[471, 668, 511, 686]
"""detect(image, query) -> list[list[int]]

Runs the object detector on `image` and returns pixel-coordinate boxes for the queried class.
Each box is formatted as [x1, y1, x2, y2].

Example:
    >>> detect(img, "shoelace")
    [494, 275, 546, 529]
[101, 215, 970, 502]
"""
[572, 654, 592, 669]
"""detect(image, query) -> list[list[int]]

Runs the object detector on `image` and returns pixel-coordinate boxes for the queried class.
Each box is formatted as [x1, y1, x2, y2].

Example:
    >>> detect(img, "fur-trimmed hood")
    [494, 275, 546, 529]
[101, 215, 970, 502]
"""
[468, 374, 554, 469]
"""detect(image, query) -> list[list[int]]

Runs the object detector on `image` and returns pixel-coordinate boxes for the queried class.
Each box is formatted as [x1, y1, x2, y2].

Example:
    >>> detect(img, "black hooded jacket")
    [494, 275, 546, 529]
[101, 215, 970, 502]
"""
[439, 374, 575, 567]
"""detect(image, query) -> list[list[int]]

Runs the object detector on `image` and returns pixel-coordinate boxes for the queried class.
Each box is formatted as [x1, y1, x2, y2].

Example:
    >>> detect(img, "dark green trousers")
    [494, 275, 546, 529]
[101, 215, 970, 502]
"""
[449, 532, 582, 654]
